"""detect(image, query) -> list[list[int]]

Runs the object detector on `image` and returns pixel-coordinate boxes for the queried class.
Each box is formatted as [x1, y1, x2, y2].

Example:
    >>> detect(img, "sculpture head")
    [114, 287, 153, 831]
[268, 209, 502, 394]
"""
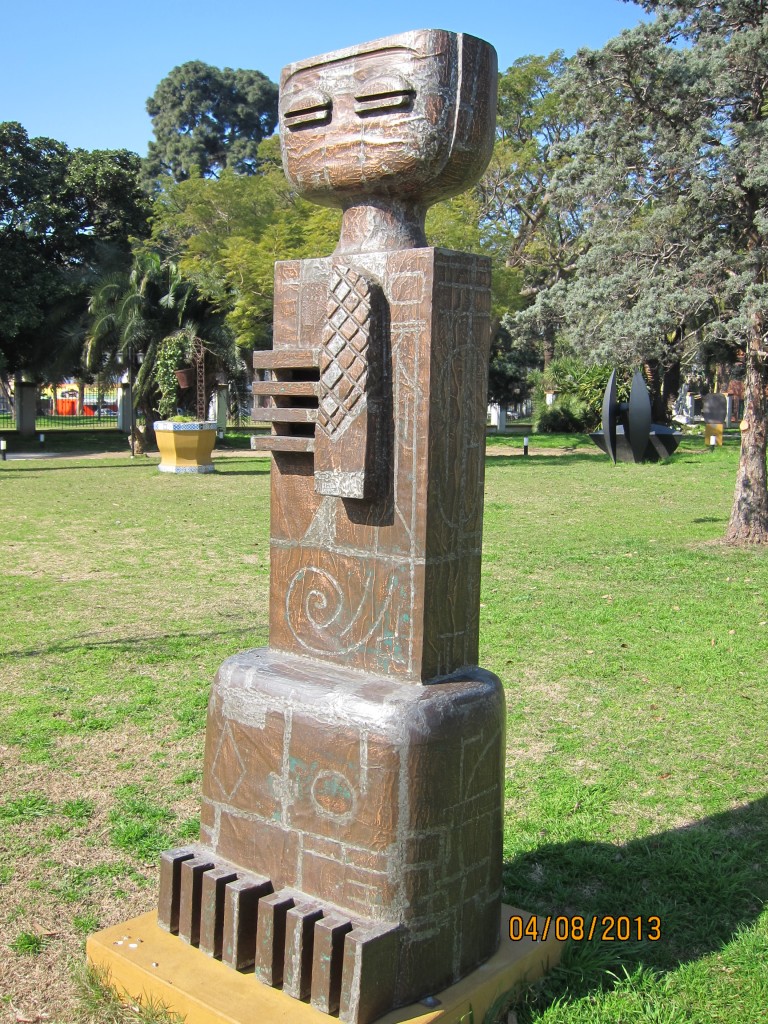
[279, 30, 497, 252]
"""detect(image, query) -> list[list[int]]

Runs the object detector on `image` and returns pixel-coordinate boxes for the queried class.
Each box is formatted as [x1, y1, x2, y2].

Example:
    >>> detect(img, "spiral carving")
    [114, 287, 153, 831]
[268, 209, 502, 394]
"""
[290, 567, 344, 633]
[285, 565, 396, 656]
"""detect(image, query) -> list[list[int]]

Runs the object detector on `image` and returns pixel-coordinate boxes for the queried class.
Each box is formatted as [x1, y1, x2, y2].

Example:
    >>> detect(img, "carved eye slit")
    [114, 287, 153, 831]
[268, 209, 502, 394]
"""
[284, 90, 332, 129]
[354, 76, 415, 116]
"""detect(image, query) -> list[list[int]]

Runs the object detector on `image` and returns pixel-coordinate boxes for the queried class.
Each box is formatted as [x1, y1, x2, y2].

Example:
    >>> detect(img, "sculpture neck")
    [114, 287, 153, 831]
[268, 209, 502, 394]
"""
[335, 199, 428, 255]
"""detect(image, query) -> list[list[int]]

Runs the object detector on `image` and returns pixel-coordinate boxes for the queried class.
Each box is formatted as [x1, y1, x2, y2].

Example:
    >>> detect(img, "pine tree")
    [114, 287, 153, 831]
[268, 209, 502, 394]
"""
[546, 0, 768, 542]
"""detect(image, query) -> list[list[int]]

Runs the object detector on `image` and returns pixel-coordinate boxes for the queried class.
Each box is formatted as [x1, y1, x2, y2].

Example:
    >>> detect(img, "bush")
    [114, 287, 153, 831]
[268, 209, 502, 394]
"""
[530, 357, 634, 433]
[535, 398, 589, 433]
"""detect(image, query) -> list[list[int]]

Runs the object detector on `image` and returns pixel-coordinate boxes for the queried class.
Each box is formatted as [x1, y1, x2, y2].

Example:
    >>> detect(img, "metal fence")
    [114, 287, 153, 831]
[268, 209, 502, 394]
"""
[33, 389, 121, 430]
[0, 382, 255, 432]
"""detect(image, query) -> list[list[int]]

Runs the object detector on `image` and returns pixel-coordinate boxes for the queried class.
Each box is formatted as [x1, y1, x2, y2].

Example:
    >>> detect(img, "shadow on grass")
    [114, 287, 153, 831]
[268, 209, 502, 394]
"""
[486, 454, 611, 468]
[213, 462, 271, 475]
[503, 796, 768, 1017]
[485, 451, 719, 470]
[0, 624, 269, 661]
[0, 459, 271, 475]
[0, 462, 154, 472]
[0, 432, 128, 452]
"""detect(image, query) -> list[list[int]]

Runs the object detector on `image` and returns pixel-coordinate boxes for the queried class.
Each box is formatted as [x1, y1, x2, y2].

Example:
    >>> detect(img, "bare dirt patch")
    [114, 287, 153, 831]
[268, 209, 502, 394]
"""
[485, 445, 599, 457]
[1, 725, 203, 1023]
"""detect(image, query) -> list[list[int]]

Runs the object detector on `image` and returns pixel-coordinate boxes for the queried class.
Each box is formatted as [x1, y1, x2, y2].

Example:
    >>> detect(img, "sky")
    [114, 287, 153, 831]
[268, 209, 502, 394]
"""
[2, 0, 648, 156]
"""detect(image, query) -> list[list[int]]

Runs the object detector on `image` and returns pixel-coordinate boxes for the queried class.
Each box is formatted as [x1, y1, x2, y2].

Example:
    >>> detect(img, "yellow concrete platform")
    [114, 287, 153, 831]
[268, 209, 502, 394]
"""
[87, 908, 562, 1024]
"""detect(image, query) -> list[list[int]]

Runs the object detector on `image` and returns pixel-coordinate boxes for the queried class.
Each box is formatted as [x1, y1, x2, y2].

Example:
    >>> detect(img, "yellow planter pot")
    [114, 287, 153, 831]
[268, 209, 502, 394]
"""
[704, 422, 724, 446]
[154, 421, 218, 474]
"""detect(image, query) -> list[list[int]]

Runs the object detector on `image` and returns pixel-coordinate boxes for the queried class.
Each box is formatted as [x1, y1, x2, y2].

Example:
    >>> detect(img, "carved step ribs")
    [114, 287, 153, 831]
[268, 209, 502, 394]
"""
[254, 891, 296, 986]
[158, 846, 274, 970]
[311, 914, 353, 1015]
[284, 901, 324, 1000]
[252, 349, 320, 454]
[178, 855, 215, 945]
[339, 923, 401, 1024]
[157, 847, 197, 933]
[155, 845, 400, 1023]
[198, 867, 238, 958]
[222, 875, 273, 969]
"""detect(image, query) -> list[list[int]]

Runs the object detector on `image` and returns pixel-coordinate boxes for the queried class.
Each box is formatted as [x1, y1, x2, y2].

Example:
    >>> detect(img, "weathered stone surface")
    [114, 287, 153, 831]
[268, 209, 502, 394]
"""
[267, 248, 492, 682]
[279, 30, 497, 252]
[156, 27, 504, 1022]
[198, 647, 504, 1003]
[199, 866, 238, 958]
[157, 847, 196, 933]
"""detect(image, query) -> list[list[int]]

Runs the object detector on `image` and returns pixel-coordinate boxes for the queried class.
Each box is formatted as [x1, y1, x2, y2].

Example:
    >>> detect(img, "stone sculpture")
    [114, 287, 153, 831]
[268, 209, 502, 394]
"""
[154, 30, 503, 1024]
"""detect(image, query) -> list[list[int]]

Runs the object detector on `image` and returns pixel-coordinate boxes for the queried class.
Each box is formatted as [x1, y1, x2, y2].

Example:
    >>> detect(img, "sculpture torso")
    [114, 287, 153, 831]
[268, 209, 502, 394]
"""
[253, 29, 498, 681]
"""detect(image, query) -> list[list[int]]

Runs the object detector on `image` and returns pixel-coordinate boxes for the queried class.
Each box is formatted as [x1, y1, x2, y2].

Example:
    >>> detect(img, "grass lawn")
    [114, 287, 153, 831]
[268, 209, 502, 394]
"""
[1, 433, 766, 1023]
[0, 426, 268, 457]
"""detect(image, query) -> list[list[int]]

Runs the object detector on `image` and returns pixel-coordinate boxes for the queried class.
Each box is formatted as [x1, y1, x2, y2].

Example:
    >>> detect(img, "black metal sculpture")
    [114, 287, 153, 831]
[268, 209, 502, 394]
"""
[591, 370, 682, 464]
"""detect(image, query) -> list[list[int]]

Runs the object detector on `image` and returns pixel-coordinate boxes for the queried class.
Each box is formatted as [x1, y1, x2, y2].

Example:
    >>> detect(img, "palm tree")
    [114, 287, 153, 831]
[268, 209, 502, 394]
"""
[85, 249, 239, 444]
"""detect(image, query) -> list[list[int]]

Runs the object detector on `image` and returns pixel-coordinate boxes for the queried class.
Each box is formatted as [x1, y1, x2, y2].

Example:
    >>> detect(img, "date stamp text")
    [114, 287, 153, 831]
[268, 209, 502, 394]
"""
[508, 914, 661, 943]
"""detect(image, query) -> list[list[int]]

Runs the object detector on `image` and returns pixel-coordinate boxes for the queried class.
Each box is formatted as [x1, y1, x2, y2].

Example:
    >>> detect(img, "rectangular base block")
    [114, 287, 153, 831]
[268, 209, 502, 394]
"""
[200, 649, 506, 1010]
[87, 907, 563, 1024]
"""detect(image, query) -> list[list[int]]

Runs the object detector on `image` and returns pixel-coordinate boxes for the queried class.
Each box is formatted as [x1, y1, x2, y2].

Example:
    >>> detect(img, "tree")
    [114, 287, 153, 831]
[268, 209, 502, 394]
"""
[145, 62, 278, 183]
[0, 122, 149, 381]
[425, 54, 582, 401]
[531, 357, 633, 432]
[1, 123, 75, 378]
[487, 317, 542, 407]
[63, 147, 150, 243]
[478, 53, 583, 366]
[86, 250, 239, 434]
[425, 55, 578, 401]
[426, 190, 524, 323]
[549, 1, 768, 544]
[148, 137, 340, 350]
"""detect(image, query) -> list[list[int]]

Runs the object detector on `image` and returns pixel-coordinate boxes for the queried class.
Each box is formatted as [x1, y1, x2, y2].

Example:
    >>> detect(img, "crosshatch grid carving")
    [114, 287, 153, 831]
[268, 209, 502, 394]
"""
[317, 265, 371, 439]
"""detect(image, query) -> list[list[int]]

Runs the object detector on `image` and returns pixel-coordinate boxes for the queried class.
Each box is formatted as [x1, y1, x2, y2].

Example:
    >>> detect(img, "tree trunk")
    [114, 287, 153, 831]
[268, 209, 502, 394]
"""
[662, 361, 681, 420]
[141, 400, 157, 449]
[643, 359, 666, 422]
[1, 374, 15, 416]
[542, 326, 555, 368]
[725, 318, 768, 545]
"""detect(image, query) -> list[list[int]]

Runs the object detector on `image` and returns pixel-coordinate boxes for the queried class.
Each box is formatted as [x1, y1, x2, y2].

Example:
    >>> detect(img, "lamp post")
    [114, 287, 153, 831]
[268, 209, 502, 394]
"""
[129, 348, 136, 459]
[125, 347, 144, 459]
